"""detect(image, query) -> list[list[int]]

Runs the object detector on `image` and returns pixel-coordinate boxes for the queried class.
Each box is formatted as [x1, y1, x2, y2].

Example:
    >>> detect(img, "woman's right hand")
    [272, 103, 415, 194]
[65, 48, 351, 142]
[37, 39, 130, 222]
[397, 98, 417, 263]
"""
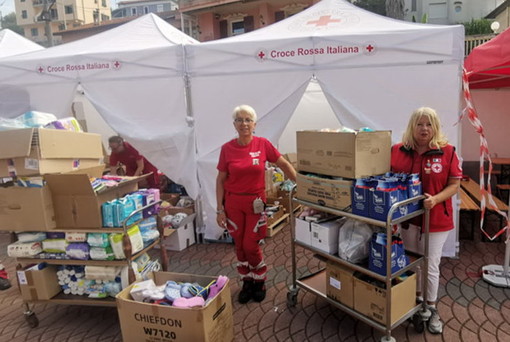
[216, 212, 227, 229]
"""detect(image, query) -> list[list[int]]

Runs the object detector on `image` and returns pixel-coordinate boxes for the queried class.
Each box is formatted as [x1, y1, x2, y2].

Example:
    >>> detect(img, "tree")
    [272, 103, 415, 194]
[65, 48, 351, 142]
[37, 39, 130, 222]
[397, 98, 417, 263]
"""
[462, 19, 493, 36]
[1, 12, 24, 35]
[385, 0, 405, 20]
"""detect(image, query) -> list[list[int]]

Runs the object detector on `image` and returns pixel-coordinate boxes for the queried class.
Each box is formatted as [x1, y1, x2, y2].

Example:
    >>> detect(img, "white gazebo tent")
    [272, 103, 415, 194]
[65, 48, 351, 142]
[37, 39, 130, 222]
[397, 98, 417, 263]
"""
[186, 0, 465, 247]
[0, 15, 200, 197]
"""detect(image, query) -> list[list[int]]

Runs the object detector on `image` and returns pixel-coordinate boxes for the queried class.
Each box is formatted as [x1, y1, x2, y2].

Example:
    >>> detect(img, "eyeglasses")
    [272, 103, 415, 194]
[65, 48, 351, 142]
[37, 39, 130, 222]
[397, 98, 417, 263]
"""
[234, 118, 254, 124]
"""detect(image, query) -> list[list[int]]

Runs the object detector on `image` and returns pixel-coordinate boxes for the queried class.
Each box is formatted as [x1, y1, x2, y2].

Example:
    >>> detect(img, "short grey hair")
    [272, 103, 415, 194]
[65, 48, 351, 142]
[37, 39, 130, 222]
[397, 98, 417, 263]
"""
[232, 104, 257, 122]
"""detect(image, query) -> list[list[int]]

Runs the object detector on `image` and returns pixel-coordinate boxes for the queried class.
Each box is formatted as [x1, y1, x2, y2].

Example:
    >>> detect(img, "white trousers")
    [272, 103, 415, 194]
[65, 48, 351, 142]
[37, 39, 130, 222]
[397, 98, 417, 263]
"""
[400, 224, 450, 303]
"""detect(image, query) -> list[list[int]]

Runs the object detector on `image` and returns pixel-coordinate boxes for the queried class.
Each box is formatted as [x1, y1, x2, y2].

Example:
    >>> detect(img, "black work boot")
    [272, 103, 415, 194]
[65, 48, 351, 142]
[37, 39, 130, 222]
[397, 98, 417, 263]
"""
[0, 278, 11, 291]
[238, 279, 253, 304]
[252, 281, 266, 302]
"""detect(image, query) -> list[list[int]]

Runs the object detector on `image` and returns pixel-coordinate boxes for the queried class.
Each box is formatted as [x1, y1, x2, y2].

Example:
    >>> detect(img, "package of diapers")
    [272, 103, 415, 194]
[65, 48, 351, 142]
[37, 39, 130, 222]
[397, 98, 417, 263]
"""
[7, 241, 42, 258]
[87, 233, 110, 248]
[109, 233, 125, 259]
[66, 232, 87, 243]
[84, 266, 121, 281]
[102, 202, 114, 228]
[42, 239, 68, 253]
[89, 246, 115, 261]
[16, 232, 47, 243]
[66, 243, 90, 260]
[127, 225, 144, 254]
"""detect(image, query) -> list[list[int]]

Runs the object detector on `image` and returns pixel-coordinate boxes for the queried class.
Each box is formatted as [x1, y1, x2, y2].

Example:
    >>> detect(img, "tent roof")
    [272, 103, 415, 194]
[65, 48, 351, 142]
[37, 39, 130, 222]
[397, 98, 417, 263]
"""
[464, 28, 510, 89]
[0, 29, 43, 58]
[0, 13, 197, 62]
[210, 0, 458, 44]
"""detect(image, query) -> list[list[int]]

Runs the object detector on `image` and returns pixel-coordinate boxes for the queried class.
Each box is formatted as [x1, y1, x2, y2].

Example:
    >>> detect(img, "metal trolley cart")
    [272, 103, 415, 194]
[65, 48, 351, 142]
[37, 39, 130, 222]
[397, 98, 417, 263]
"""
[287, 190, 432, 342]
[15, 201, 168, 328]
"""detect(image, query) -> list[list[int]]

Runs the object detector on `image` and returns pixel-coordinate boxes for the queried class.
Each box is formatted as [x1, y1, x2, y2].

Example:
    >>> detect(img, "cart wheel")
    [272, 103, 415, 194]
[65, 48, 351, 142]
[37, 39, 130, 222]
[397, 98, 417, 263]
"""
[412, 312, 425, 333]
[287, 290, 299, 307]
[24, 311, 39, 328]
[380, 336, 396, 342]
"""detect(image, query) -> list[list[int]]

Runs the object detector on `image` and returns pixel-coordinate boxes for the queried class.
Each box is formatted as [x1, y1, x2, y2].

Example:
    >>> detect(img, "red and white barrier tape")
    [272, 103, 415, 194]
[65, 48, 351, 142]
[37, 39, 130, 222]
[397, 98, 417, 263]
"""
[462, 68, 509, 242]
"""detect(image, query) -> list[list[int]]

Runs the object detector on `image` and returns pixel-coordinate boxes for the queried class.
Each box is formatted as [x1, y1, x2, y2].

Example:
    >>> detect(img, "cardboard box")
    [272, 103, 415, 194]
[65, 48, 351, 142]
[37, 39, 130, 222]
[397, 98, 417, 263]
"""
[17, 265, 61, 301]
[296, 130, 391, 179]
[294, 218, 312, 245]
[0, 128, 103, 178]
[162, 214, 196, 251]
[311, 219, 342, 254]
[283, 153, 298, 170]
[45, 167, 144, 228]
[353, 272, 416, 325]
[160, 193, 180, 207]
[296, 173, 352, 210]
[116, 272, 234, 342]
[326, 260, 355, 308]
[0, 185, 56, 231]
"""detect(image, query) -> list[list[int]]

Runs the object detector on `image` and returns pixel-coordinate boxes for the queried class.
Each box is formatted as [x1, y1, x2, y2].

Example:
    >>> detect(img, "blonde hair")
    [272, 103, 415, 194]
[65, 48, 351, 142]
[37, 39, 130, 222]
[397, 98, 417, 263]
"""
[232, 104, 257, 122]
[402, 107, 448, 150]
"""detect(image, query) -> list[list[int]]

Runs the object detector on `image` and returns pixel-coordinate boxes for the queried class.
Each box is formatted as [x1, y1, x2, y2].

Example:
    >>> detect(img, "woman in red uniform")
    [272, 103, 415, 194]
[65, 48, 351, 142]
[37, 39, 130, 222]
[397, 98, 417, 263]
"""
[108, 136, 160, 189]
[216, 105, 296, 304]
[391, 107, 462, 334]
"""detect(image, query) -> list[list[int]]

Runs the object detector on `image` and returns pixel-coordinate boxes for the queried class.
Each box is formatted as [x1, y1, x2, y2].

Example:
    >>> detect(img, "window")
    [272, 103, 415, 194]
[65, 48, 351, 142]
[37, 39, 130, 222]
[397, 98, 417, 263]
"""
[50, 8, 58, 20]
[58, 23, 65, 31]
[231, 20, 244, 36]
[20, 0, 25, 2]
[31, 28, 39, 37]
[157, 4, 164, 12]
[21, 10, 27, 19]
[131, 8, 137, 16]
[65, 5, 73, 14]
[411, 0, 417, 12]
[144, 6, 149, 14]
[429, 2, 447, 19]
[102, 0, 106, 7]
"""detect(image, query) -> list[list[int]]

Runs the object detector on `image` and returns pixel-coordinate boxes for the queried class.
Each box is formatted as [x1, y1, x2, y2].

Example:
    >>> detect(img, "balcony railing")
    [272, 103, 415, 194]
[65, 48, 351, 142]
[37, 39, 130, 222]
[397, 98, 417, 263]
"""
[465, 34, 496, 57]
[179, 0, 240, 12]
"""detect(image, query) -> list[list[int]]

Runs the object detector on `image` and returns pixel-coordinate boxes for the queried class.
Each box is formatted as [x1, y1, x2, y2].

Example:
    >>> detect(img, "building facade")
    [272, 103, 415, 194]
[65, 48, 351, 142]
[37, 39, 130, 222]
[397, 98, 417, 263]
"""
[403, 0, 505, 25]
[14, 0, 111, 46]
[112, 0, 178, 19]
[178, 0, 320, 41]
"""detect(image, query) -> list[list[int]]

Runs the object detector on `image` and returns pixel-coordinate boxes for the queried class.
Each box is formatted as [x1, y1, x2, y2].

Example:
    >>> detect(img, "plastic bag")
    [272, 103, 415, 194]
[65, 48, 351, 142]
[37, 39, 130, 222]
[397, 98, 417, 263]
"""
[337, 218, 373, 263]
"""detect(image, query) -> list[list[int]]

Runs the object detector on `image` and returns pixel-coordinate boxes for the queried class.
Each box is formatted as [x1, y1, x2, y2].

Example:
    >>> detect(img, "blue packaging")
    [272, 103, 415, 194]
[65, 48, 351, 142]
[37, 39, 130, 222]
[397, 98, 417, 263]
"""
[370, 179, 406, 221]
[369, 233, 409, 276]
[351, 178, 371, 217]
[102, 202, 114, 227]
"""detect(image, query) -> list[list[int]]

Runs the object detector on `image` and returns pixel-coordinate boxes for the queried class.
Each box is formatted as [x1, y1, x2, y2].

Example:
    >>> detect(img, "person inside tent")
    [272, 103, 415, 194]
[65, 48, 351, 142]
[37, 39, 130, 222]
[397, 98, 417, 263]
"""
[216, 105, 296, 304]
[391, 107, 462, 334]
[108, 135, 160, 189]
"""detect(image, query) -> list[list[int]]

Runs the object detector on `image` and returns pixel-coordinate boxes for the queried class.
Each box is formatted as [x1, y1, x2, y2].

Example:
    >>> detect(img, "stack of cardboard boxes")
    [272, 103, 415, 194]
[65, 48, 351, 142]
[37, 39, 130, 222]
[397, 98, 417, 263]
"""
[294, 129, 416, 326]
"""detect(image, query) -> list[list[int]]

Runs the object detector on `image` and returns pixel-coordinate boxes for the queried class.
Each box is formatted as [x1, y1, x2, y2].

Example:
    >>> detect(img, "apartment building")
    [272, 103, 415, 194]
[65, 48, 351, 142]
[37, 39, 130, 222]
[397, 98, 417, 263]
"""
[178, 0, 320, 41]
[112, 0, 178, 19]
[404, 0, 505, 25]
[14, 0, 112, 46]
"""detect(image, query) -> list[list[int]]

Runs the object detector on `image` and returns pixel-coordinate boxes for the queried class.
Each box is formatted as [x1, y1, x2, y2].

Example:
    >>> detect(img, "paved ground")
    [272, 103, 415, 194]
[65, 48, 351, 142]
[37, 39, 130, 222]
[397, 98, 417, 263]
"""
[0, 225, 509, 342]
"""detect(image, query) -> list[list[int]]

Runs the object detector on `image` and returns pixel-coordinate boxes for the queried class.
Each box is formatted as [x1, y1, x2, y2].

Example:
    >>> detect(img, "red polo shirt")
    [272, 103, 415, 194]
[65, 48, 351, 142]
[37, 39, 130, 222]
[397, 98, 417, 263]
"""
[109, 141, 159, 188]
[391, 143, 462, 232]
[217, 136, 281, 195]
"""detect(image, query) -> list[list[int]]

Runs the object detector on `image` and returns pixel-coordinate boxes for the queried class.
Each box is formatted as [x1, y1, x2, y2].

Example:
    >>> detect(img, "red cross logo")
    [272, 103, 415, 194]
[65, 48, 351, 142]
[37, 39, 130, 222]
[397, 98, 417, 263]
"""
[431, 163, 443, 173]
[113, 60, 121, 70]
[37, 66, 44, 73]
[256, 49, 267, 62]
[307, 15, 341, 27]
[366, 44, 374, 53]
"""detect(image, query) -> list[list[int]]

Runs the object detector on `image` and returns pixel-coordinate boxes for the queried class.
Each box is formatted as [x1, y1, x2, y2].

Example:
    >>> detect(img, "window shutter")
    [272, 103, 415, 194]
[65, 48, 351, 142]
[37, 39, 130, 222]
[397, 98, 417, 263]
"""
[244, 15, 254, 32]
[220, 20, 228, 38]
[275, 11, 284, 22]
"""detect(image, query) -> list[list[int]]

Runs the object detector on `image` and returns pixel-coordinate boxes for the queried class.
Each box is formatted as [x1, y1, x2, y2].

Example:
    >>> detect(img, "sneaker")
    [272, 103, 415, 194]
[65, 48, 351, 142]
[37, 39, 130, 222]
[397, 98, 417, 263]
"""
[427, 307, 443, 334]
[0, 278, 11, 291]
[252, 281, 266, 302]
[238, 280, 253, 304]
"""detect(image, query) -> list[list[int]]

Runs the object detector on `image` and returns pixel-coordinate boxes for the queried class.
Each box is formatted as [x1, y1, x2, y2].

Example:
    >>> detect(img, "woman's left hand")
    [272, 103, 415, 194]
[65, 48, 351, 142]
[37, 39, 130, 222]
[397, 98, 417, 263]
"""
[423, 193, 437, 209]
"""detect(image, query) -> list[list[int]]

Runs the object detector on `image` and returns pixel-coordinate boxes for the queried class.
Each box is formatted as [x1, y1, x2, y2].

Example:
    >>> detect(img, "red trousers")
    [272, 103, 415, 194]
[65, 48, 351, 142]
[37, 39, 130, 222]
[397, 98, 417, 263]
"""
[224, 192, 267, 282]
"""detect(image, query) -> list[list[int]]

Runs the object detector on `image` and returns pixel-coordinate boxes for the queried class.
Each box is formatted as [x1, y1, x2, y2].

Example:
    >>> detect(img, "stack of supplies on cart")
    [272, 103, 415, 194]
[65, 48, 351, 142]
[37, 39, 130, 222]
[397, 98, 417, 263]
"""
[57, 265, 124, 298]
[351, 172, 422, 221]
